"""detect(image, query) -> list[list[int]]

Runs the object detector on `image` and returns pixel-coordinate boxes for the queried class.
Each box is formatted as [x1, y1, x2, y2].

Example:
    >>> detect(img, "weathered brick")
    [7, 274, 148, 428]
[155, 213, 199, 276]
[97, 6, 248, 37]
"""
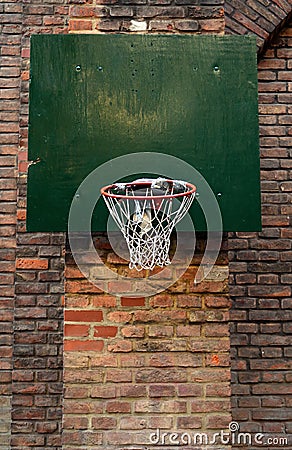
[68, 18, 92, 30]
[121, 325, 145, 338]
[149, 384, 176, 397]
[92, 417, 117, 429]
[107, 340, 132, 352]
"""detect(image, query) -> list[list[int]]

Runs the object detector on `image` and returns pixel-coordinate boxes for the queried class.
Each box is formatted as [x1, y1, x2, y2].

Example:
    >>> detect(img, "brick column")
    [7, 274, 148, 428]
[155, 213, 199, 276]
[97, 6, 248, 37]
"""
[64, 235, 231, 448]
[10, 2, 69, 449]
[230, 19, 292, 444]
[63, 1, 231, 448]
[0, 1, 22, 448]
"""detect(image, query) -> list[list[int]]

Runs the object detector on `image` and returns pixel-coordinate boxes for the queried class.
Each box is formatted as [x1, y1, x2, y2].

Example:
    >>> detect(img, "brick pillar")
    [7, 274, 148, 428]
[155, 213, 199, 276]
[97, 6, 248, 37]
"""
[9, 2, 69, 449]
[230, 19, 292, 444]
[64, 235, 231, 448]
[63, 2, 231, 449]
[0, 1, 22, 448]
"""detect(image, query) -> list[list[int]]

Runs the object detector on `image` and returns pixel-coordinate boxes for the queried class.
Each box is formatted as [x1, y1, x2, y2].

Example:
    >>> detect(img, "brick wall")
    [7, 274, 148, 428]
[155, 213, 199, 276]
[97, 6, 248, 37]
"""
[63, 235, 231, 449]
[230, 19, 292, 445]
[2, 0, 292, 448]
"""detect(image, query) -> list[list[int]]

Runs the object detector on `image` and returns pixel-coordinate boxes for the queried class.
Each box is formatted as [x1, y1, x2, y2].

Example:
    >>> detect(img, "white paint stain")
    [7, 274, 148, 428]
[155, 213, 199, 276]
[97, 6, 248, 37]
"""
[129, 20, 147, 32]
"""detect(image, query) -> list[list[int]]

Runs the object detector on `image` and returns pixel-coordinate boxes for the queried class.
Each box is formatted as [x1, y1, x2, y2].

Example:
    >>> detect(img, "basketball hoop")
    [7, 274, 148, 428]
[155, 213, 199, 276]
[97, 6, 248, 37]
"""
[101, 178, 196, 271]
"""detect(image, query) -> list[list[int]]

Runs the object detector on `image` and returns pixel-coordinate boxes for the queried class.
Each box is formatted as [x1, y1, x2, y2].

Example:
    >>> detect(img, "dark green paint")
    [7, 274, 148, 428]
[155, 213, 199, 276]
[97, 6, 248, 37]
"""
[27, 34, 261, 232]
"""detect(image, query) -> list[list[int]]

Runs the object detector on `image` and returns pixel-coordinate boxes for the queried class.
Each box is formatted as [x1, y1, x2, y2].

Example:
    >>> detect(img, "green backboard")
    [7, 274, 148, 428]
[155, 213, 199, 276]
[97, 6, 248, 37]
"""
[27, 34, 261, 232]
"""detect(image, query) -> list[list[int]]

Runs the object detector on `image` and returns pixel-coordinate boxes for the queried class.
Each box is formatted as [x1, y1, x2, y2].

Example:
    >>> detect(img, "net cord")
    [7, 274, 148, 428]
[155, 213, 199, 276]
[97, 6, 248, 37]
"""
[103, 183, 195, 271]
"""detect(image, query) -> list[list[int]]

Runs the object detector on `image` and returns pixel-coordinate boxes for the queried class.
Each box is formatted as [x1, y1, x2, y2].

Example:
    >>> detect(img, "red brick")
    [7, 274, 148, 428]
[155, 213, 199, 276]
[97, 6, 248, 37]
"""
[65, 279, 103, 294]
[106, 369, 132, 383]
[177, 416, 202, 429]
[204, 323, 229, 337]
[16, 258, 48, 270]
[11, 436, 45, 446]
[63, 416, 89, 430]
[120, 416, 147, 429]
[121, 296, 145, 307]
[64, 370, 103, 384]
[91, 295, 116, 307]
[64, 385, 89, 398]
[107, 311, 132, 323]
[120, 354, 145, 367]
[64, 266, 84, 278]
[62, 431, 82, 445]
[65, 310, 103, 322]
[176, 294, 202, 308]
[13, 408, 46, 420]
[191, 399, 230, 413]
[64, 340, 104, 352]
[176, 325, 201, 337]
[135, 368, 187, 383]
[190, 368, 230, 383]
[94, 326, 118, 338]
[64, 324, 89, 337]
[149, 384, 176, 397]
[149, 294, 173, 307]
[91, 386, 116, 398]
[65, 296, 89, 308]
[91, 355, 118, 367]
[97, 18, 121, 31]
[134, 310, 186, 322]
[177, 384, 203, 397]
[92, 417, 117, 430]
[108, 280, 135, 293]
[120, 384, 147, 397]
[206, 414, 232, 429]
[206, 382, 231, 397]
[135, 399, 187, 413]
[148, 325, 173, 337]
[148, 416, 173, 429]
[68, 19, 92, 30]
[206, 353, 230, 367]
[106, 401, 131, 413]
[70, 5, 95, 17]
[106, 431, 132, 445]
[121, 325, 145, 338]
[107, 340, 132, 352]
[204, 295, 232, 308]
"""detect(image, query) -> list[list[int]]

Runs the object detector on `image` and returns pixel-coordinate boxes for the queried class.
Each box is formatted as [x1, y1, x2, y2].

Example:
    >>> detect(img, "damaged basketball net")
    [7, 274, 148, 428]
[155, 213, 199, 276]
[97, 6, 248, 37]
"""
[101, 178, 196, 271]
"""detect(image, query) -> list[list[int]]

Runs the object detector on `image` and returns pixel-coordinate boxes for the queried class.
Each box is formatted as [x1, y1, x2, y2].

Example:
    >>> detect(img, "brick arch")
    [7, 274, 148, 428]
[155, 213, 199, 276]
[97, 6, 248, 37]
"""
[225, 0, 292, 57]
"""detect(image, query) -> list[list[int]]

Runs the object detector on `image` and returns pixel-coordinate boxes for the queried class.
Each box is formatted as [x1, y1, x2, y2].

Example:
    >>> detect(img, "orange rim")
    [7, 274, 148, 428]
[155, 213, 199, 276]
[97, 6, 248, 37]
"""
[100, 180, 196, 200]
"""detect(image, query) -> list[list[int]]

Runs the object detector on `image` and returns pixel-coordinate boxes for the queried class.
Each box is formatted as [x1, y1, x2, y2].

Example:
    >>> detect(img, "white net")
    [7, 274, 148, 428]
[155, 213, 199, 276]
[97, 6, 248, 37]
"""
[101, 178, 196, 271]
